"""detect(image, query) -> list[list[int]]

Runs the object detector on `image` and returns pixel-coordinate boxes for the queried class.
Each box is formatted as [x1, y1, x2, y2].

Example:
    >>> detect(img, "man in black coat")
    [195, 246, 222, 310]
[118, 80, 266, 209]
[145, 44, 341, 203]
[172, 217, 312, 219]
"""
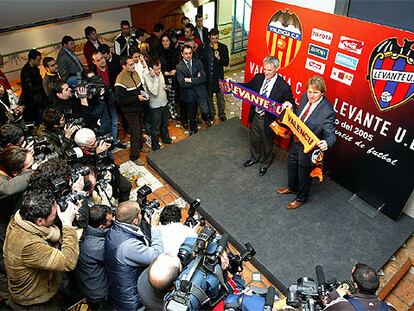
[243, 56, 294, 176]
[76, 205, 114, 309]
[20, 49, 47, 124]
[200, 28, 229, 122]
[176, 45, 212, 135]
[194, 14, 209, 44]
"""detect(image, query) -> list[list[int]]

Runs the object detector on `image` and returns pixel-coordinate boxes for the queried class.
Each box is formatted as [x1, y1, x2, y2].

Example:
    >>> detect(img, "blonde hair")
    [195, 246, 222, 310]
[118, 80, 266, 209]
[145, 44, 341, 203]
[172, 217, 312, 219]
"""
[306, 75, 326, 94]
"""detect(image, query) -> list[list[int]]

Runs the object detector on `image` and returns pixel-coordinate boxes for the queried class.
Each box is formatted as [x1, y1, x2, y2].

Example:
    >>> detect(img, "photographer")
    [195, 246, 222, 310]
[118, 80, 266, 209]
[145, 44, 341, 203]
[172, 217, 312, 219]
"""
[3, 189, 79, 309]
[52, 81, 94, 129]
[76, 205, 114, 310]
[83, 165, 115, 207]
[105, 200, 163, 310]
[91, 51, 126, 148]
[36, 108, 79, 158]
[0, 124, 25, 149]
[158, 204, 197, 254]
[0, 145, 36, 302]
[72, 128, 132, 202]
[323, 263, 396, 311]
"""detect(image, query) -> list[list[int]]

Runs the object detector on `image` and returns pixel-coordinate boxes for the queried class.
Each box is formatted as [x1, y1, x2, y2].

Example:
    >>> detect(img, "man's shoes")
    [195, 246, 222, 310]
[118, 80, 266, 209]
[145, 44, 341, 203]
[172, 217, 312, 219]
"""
[220, 116, 227, 122]
[259, 167, 268, 176]
[130, 156, 144, 166]
[114, 142, 127, 149]
[189, 130, 197, 136]
[276, 187, 297, 195]
[243, 159, 258, 167]
[151, 143, 160, 151]
[286, 200, 304, 209]
[141, 145, 151, 153]
[162, 139, 173, 144]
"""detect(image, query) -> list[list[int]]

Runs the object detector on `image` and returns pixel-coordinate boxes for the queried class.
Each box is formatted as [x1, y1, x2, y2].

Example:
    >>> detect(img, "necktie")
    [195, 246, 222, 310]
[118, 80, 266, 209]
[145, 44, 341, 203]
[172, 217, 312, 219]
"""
[300, 102, 313, 122]
[256, 79, 270, 117]
[186, 61, 192, 73]
[294, 102, 313, 142]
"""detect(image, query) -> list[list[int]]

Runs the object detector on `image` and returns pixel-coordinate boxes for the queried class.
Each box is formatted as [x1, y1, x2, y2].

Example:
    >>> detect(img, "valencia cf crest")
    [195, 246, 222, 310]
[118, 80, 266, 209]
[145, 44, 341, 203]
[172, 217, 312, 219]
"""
[367, 38, 414, 112]
[266, 9, 302, 69]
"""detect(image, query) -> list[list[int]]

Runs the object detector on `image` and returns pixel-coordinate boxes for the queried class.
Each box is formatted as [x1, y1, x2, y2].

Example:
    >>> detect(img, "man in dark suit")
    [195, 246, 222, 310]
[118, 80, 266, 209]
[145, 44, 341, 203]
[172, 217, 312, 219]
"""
[276, 76, 336, 209]
[200, 28, 229, 122]
[176, 44, 211, 135]
[56, 36, 84, 82]
[243, 56, 294, 176]
[194, 14, 209, 45]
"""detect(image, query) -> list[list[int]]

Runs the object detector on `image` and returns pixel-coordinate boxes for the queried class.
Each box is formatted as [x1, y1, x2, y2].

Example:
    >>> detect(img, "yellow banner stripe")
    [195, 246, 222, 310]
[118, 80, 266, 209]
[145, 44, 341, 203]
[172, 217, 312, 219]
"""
[280, 109, 320, 153]
[285, 37, 294, 67]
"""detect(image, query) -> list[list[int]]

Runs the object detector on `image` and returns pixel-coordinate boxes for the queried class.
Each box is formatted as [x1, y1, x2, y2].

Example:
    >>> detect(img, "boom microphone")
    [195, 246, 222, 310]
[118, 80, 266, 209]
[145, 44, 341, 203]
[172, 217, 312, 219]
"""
[315, 265, 326, 295]
[264, 286, 276, 311]
[215, 233, 229, 257]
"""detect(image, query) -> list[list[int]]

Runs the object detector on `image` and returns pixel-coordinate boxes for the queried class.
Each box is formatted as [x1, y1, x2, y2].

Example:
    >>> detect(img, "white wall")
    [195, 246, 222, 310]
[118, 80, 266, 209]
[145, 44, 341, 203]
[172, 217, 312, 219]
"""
[1, 7, 131, 81]
[0, 7, 130, 54]
[273, 0, 336, 13]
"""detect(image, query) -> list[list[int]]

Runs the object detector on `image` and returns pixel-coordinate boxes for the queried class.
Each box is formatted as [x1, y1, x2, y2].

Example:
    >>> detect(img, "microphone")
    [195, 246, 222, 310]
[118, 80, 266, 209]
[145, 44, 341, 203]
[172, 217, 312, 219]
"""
[215, 233, 228, 257]
[315, 265, 327, 295]
[263, 286, 276, 311]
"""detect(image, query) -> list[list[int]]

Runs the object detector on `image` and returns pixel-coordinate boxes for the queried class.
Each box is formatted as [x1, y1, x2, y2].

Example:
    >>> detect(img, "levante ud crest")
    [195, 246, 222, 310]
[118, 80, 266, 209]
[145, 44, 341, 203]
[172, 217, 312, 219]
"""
[367, 38, 414, 112]
[266, 9, 302, 69]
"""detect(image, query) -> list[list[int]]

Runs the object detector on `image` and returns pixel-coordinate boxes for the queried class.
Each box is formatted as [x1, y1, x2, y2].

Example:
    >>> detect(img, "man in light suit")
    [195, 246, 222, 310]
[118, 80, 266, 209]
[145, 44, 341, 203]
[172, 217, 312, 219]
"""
[243, 56, 294, 176]
[176, 44, 212, 135]
[56, 36, 84, 82]
[276, 75, 336, 209]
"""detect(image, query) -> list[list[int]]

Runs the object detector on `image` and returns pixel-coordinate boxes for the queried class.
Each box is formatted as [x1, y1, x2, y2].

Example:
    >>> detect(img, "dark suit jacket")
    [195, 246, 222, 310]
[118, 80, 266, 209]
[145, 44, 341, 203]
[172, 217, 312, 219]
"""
[294, 93, 336, 166]
[57, 48, 83, 81]
[194, 27, 209, 44]
[200, 41, 229, 92]
[176, 58, 207, 102]
[244, 73, 294, 136]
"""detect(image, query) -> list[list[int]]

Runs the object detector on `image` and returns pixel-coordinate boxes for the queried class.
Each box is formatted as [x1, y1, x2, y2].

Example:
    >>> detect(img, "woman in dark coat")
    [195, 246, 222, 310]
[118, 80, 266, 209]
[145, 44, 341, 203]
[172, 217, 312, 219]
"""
[156, 34, 180, 121]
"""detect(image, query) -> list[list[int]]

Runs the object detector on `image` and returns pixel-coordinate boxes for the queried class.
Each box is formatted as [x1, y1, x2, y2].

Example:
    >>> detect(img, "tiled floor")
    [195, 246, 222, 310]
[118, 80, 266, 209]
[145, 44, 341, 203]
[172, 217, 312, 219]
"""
[76, 65, 413, 310]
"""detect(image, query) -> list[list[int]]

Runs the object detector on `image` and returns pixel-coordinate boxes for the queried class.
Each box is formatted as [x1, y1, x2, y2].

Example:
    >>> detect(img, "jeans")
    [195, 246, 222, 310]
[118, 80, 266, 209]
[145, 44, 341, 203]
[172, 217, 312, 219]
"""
[150, 105, 170, 145]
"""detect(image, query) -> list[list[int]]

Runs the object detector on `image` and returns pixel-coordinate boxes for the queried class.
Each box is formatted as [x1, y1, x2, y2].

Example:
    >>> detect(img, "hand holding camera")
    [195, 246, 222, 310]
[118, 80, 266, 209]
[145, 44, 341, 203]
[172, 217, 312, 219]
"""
[96, 140, 111, 154]
[58, 201, 78, 226]
[75, 86, 88, 99]
[64, 124, 80, 139]
[22, 140, 34, 155]
[71, 174, 85, 192]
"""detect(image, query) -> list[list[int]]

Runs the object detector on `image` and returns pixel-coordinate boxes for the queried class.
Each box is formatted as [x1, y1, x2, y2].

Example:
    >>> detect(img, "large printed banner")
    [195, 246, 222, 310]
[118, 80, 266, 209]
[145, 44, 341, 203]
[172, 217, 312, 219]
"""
[243, 1, 414, 220]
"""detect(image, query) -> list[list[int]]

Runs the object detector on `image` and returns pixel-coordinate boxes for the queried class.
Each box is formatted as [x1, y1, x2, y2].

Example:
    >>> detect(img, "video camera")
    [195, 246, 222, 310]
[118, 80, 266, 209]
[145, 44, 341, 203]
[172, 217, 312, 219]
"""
[136, 185, 160, 219]
[165, 227, 229, 311]
[166, 227, 256, 311]
[76, 73, 106, 98]
[287, 265, 356, 311]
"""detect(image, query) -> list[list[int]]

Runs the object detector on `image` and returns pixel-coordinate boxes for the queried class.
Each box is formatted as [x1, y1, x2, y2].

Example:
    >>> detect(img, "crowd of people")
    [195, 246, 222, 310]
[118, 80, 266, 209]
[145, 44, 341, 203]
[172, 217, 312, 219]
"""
[0, 16, 395, 311]
[0, 16, 230, 163]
